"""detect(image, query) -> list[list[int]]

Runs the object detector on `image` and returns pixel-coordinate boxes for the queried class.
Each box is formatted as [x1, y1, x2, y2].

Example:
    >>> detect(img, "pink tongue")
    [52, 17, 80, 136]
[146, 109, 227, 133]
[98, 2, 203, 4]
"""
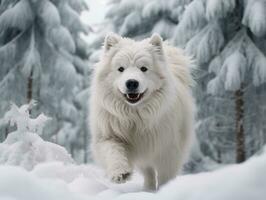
[128, 93, 138, 99]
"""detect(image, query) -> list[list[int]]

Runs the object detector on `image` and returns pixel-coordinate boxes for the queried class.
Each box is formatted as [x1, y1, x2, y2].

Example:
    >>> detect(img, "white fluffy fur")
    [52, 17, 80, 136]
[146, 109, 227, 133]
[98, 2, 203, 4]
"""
[89, 33, 196, 191]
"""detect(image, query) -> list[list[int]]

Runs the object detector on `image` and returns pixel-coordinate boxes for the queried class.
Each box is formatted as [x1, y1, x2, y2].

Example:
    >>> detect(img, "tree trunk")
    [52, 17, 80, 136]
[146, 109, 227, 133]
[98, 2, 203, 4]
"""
[83, 122, 88, 163]
[217, 149, 222, 164]
[83, 69, 90, 163]
[5, 124, 9, 139]
[235, 84, 245, 163]
[27, 69, 33, 113]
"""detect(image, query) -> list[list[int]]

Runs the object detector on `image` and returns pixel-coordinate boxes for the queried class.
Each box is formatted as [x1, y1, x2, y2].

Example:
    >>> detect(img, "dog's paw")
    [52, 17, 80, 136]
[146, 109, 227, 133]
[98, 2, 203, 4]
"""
[108, 169, 132, 184]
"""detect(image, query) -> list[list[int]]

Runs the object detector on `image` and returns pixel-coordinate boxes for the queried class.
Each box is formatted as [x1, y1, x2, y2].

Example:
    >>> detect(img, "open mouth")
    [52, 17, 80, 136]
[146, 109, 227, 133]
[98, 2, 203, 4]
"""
[124, 92, 145, 104]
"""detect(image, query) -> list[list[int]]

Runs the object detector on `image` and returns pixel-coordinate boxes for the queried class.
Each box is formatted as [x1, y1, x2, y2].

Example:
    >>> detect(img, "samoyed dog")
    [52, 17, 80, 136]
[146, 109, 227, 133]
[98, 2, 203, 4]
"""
[89, 33, 196, 191]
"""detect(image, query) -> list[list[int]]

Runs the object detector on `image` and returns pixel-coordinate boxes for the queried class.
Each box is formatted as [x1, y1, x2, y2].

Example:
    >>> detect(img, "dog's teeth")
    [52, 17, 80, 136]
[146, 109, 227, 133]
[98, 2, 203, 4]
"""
[125, 93, 142, 101]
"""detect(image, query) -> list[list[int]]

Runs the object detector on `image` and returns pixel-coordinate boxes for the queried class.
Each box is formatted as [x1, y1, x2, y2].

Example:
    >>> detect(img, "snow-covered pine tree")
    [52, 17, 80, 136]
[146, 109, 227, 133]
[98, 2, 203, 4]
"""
[173, 0, 266, 163]
[87, 0, 185, 64]
[0, 0, 90, 162]
[105, 0, 183, 39]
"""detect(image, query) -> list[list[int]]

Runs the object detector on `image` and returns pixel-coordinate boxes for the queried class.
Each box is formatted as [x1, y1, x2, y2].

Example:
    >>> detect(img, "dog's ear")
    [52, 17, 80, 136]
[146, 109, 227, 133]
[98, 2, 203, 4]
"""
[104, 32, 121, 51]
[149, 33, 163, 54]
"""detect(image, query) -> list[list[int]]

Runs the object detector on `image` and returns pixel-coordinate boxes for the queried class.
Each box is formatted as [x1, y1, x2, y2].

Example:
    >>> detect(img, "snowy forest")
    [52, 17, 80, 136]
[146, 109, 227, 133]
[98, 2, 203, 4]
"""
[0, 0, 266, 199]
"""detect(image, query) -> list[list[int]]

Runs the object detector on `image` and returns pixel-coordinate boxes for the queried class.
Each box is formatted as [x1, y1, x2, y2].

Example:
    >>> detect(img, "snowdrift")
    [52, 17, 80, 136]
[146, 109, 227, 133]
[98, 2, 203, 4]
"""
[0, 146, 265, 200]
[0, 131, 74, 170]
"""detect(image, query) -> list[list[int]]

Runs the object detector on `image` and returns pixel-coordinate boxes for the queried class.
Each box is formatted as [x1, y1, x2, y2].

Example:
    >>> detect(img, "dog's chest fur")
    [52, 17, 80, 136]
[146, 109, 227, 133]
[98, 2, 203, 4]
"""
[105, 108, 179, 165]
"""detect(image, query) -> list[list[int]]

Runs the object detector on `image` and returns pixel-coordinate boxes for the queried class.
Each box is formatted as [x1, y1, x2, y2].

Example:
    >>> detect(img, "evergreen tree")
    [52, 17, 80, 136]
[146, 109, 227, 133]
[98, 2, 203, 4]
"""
[173, 0, 266, 163]
[105, 0, 184, 39]
[0, 0, 90, 162]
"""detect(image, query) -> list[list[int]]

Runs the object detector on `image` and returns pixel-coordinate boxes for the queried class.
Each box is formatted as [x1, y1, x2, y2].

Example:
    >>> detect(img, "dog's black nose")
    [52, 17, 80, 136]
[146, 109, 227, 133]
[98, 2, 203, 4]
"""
[126, 79, 139, 91]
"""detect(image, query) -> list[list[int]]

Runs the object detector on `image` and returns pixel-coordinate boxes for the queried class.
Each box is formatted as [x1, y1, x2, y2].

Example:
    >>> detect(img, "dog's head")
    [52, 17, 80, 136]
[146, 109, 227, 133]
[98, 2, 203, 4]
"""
[99, 33, 169, 106]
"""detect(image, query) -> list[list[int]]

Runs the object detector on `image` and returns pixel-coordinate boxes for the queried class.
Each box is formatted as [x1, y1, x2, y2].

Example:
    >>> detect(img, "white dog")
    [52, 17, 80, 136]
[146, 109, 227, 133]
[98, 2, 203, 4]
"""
[89, 33, 196, 191]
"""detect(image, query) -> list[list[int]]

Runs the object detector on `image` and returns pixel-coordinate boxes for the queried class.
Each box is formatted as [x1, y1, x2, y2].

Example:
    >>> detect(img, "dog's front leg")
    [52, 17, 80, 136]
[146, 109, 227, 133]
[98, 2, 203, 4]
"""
[94, 138, 132, 183]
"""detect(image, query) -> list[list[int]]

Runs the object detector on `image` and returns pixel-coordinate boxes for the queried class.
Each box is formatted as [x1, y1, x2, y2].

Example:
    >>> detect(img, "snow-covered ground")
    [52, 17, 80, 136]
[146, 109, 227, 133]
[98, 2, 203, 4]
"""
[0, 148, 266, 200]
[0, 128, 266, 200]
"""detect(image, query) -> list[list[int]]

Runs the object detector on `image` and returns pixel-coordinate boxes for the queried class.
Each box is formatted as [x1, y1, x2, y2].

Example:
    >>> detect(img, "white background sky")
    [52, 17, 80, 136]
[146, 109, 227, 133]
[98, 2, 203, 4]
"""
[80, 0, 107, 26]
[80, 0, 108, 43]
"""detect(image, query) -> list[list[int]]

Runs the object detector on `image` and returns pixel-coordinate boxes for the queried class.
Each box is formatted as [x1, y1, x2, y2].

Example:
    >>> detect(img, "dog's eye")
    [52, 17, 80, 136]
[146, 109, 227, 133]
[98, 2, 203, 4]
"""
[140, 66, 148, 72]
[118, 66, 125, 72]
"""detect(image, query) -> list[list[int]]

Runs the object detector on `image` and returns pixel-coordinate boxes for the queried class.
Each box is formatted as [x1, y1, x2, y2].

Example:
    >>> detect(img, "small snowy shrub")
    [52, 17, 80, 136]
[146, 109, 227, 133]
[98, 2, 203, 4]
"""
[0, 102, 73, 170]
